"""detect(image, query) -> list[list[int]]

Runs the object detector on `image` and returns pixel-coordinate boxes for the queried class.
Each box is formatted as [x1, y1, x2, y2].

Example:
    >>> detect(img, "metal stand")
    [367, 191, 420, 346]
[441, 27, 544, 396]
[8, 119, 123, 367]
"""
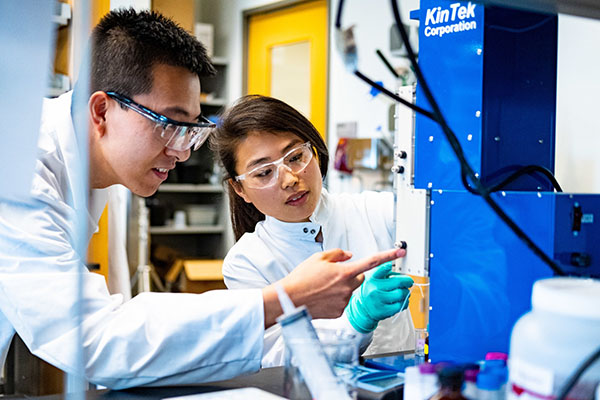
[130, 197, 164, 293]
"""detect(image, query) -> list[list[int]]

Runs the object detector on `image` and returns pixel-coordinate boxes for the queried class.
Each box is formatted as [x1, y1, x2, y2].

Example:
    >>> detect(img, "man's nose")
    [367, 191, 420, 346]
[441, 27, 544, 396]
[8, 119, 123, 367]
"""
[164, 146, 191, 162]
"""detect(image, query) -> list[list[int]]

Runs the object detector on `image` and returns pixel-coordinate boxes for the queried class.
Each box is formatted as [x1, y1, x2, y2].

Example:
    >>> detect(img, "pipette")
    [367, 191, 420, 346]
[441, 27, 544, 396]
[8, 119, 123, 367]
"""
[275, 284, 351, 400]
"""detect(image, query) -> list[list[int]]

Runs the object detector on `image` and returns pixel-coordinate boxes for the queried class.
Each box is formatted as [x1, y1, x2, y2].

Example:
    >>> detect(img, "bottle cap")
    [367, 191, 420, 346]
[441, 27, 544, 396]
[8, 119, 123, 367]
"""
[477, 371, 503, 390]
[484, 359, 506, 369]
[464, 369, 478, 383]
[485, 352, 508, 361]
[482, 360, 508, 382]
[419, 362, 436, 374]
[532, 277, 600, 318]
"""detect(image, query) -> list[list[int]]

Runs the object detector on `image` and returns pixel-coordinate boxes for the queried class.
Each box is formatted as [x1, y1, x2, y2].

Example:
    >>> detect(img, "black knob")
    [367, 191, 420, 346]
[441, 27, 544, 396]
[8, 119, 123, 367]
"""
[399, 151, 407, 159]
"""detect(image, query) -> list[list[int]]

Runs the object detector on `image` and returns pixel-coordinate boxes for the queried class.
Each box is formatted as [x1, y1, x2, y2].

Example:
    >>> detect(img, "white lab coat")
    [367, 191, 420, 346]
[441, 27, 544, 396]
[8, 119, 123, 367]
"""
[224, 188, 415, 367]
[0, 92, 264, 389]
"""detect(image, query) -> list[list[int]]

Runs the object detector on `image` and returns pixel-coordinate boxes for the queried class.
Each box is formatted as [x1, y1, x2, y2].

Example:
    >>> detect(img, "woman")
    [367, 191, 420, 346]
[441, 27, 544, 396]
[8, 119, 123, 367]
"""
[210, 95, 415, 367]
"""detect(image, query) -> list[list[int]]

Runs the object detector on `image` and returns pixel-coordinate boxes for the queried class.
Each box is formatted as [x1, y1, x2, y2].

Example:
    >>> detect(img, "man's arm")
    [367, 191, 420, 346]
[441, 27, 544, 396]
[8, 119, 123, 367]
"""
[262, 248, 406, 328]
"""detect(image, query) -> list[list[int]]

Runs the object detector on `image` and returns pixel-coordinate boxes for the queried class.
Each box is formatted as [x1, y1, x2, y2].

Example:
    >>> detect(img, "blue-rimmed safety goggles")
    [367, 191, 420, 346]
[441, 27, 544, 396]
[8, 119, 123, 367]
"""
[106, 91, 216, 151]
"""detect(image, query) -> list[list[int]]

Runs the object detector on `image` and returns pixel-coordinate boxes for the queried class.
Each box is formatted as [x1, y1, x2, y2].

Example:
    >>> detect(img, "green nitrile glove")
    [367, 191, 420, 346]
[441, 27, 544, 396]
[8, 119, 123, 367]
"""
[345, 261, 414, 334]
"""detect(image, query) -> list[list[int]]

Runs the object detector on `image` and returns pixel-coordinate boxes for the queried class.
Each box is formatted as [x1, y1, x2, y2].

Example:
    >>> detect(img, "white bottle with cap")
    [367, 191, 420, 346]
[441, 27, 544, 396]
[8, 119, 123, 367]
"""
[508, 277, 600, 399]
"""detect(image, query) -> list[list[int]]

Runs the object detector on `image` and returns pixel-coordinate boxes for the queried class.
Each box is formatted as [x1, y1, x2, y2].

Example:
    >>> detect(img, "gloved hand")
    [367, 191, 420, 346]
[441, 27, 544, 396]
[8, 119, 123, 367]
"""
[345, 262, 414, 333]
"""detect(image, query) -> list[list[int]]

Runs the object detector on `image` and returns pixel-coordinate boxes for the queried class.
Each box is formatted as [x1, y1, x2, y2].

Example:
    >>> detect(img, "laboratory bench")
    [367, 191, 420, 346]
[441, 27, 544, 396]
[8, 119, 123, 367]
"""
[6, 365, 404, 400]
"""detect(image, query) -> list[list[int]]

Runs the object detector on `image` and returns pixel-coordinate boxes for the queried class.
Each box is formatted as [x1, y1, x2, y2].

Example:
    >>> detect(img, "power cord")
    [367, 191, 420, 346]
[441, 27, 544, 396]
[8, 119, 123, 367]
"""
[372, 49, 562, 196]
[463, 165, 563, 195]
[334, 0, 565, 276]
[556, 345, 600, 400]
[390, 0, 565, 276]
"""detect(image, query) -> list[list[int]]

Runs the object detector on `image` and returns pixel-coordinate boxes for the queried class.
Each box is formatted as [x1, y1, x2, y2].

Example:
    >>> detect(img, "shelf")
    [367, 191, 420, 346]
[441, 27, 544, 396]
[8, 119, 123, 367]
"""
[211, 57, 228, 66]
[46, 87, 68, 98]
[150, 225, 225, 235]
[52, 15, 70, 26]
[53, 2, 71, 26]
[158, 183, 223, 193]
[201, 98, 228, 107]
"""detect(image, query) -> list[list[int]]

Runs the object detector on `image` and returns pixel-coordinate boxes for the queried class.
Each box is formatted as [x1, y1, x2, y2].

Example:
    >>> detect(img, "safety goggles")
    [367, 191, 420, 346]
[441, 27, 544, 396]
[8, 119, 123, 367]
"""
[106, 91, 216, 151]
[235, 142, 314, 189]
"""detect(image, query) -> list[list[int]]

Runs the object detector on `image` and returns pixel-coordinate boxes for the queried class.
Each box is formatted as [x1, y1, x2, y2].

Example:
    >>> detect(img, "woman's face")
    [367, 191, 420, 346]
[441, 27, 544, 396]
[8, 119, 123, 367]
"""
[232, 131, 323, 223]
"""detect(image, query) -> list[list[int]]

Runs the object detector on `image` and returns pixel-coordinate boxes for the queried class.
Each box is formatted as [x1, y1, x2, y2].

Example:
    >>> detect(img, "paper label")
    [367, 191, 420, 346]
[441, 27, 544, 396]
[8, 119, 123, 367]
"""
[509, 357, 555, 397]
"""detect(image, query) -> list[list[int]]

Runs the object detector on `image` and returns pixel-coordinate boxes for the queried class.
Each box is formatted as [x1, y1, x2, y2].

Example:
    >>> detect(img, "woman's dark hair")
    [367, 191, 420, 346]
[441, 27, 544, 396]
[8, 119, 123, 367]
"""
[87, 8, 216, 97]
[210, 95, 329, 241]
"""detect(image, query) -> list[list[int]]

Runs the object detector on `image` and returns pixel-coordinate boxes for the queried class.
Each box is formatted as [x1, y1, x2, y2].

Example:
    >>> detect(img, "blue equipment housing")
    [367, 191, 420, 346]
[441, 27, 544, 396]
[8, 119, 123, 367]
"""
[413, 1, 557, 191]
[428, 191, 599, 362]
[410, 0, 600, 362]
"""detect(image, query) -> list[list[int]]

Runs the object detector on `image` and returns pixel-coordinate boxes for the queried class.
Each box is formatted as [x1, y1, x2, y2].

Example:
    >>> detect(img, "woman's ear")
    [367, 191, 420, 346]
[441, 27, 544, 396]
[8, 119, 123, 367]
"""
[89, 91, 110, 137]
[229, 178, 252, 204]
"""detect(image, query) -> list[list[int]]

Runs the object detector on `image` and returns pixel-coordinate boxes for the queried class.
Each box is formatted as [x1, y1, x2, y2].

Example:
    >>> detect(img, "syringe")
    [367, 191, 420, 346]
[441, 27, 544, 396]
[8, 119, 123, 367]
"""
[275, 284, 351, 400]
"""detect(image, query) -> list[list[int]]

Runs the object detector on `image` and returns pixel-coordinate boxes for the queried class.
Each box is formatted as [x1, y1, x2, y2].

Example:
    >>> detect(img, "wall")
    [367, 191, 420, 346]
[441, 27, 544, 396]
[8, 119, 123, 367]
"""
[153, 0, 195, 32]
[326, 0, 419, 193]
[197, 0, 600, 195]
[196, 0, 279, 102]
[196, 0, 419, 193]
[556, 15, 600, 193]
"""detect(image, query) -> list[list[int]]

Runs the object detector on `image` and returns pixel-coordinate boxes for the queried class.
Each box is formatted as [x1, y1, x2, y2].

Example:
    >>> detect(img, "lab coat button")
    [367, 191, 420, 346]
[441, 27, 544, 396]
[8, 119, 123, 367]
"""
[303, 228, 308, 233]
[310, 229, 316, 234]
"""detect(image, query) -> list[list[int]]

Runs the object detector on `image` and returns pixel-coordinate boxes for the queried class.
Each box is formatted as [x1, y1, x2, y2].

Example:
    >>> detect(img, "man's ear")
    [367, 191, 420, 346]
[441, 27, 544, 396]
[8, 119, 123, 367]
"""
[229, 178, 252, 204]
[88, 91, 110, 137]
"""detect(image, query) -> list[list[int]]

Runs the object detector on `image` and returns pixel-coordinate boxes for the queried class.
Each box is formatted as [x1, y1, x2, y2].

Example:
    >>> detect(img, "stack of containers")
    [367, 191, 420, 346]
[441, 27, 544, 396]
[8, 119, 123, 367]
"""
[403, 363, 439, 399]
[463, 368, 479, 399]
[477, 352, 508, 399]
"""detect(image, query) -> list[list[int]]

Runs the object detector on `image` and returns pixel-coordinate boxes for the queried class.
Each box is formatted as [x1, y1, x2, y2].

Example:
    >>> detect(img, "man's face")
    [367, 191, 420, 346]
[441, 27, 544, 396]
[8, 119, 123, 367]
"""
[100, 64, 201, 196]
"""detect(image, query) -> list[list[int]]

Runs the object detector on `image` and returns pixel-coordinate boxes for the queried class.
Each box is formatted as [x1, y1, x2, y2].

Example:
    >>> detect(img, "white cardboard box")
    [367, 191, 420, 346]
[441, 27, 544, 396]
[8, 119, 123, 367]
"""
[195, 23, 214, 58]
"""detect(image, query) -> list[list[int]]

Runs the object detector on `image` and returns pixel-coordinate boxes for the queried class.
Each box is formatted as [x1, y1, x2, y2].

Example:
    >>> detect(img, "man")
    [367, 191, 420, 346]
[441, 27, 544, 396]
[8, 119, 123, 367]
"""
[0, 9, 404, 389]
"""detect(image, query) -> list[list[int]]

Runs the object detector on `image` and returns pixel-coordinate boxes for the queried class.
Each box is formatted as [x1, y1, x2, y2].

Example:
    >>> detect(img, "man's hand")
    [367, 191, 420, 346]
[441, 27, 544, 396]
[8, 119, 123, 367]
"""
[262, 248, 407, 328]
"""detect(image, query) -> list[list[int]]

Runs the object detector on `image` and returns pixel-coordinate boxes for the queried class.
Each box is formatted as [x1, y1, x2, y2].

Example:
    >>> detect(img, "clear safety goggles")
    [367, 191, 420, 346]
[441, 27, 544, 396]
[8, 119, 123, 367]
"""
[106, 91, 216, 151]
[235, 142, 314, 189]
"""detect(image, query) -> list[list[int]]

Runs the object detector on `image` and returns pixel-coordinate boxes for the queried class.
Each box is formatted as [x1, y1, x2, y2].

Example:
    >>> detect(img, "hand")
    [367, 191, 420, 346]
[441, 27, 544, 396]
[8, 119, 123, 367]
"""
[262, 248, 406, 328]
[345, 261, 414, 333]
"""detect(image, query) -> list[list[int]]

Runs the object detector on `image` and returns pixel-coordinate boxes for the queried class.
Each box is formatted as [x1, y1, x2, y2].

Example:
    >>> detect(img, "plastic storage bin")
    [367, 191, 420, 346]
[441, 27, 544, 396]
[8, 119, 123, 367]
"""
[185, 205, 217, 226]
[508, 277, 600, 399]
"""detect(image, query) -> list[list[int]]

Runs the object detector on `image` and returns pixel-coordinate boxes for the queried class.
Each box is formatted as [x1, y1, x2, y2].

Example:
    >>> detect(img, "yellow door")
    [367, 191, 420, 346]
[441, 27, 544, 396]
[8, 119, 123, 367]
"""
[247, 0, 327, 137]
[86, 0, 111, 283]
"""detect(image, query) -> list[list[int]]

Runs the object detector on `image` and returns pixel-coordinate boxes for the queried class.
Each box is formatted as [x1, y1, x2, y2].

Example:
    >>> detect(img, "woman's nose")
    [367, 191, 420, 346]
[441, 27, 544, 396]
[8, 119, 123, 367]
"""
[279, 164, 299, 189]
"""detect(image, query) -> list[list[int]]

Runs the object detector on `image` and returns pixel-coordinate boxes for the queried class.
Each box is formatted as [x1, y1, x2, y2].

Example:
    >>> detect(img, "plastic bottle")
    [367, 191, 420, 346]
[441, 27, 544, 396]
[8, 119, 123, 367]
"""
[481, 355, 508, 398]
[463, 368, 479, 399]
[508, 277, 600, 399]
[419, 362, 440, 399]
[404, 365, 422, 399]
[477, 371, 505, 400]
[430, 366, 468, 400]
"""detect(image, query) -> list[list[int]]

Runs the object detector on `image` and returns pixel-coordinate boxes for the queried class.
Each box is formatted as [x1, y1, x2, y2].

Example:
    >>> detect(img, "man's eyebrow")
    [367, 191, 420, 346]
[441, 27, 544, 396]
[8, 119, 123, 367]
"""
[245, 140, 303, 170]
[157, 106, 202, 122]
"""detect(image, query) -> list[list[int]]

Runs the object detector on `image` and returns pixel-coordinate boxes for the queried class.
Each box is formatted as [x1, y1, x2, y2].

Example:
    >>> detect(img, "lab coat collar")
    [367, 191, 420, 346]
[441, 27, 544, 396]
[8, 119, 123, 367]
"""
[49, 91, 108, 237]
[310, 187, 332, 226]
[263, 215, 321, 241]
[52, 91, 83, 209]
[261, 188, 335, 241]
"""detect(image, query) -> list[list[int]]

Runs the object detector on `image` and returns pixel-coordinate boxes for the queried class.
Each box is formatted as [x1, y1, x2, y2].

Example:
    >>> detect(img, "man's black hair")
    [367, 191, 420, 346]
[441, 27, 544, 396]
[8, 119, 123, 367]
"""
[89, 8, 216, 97]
